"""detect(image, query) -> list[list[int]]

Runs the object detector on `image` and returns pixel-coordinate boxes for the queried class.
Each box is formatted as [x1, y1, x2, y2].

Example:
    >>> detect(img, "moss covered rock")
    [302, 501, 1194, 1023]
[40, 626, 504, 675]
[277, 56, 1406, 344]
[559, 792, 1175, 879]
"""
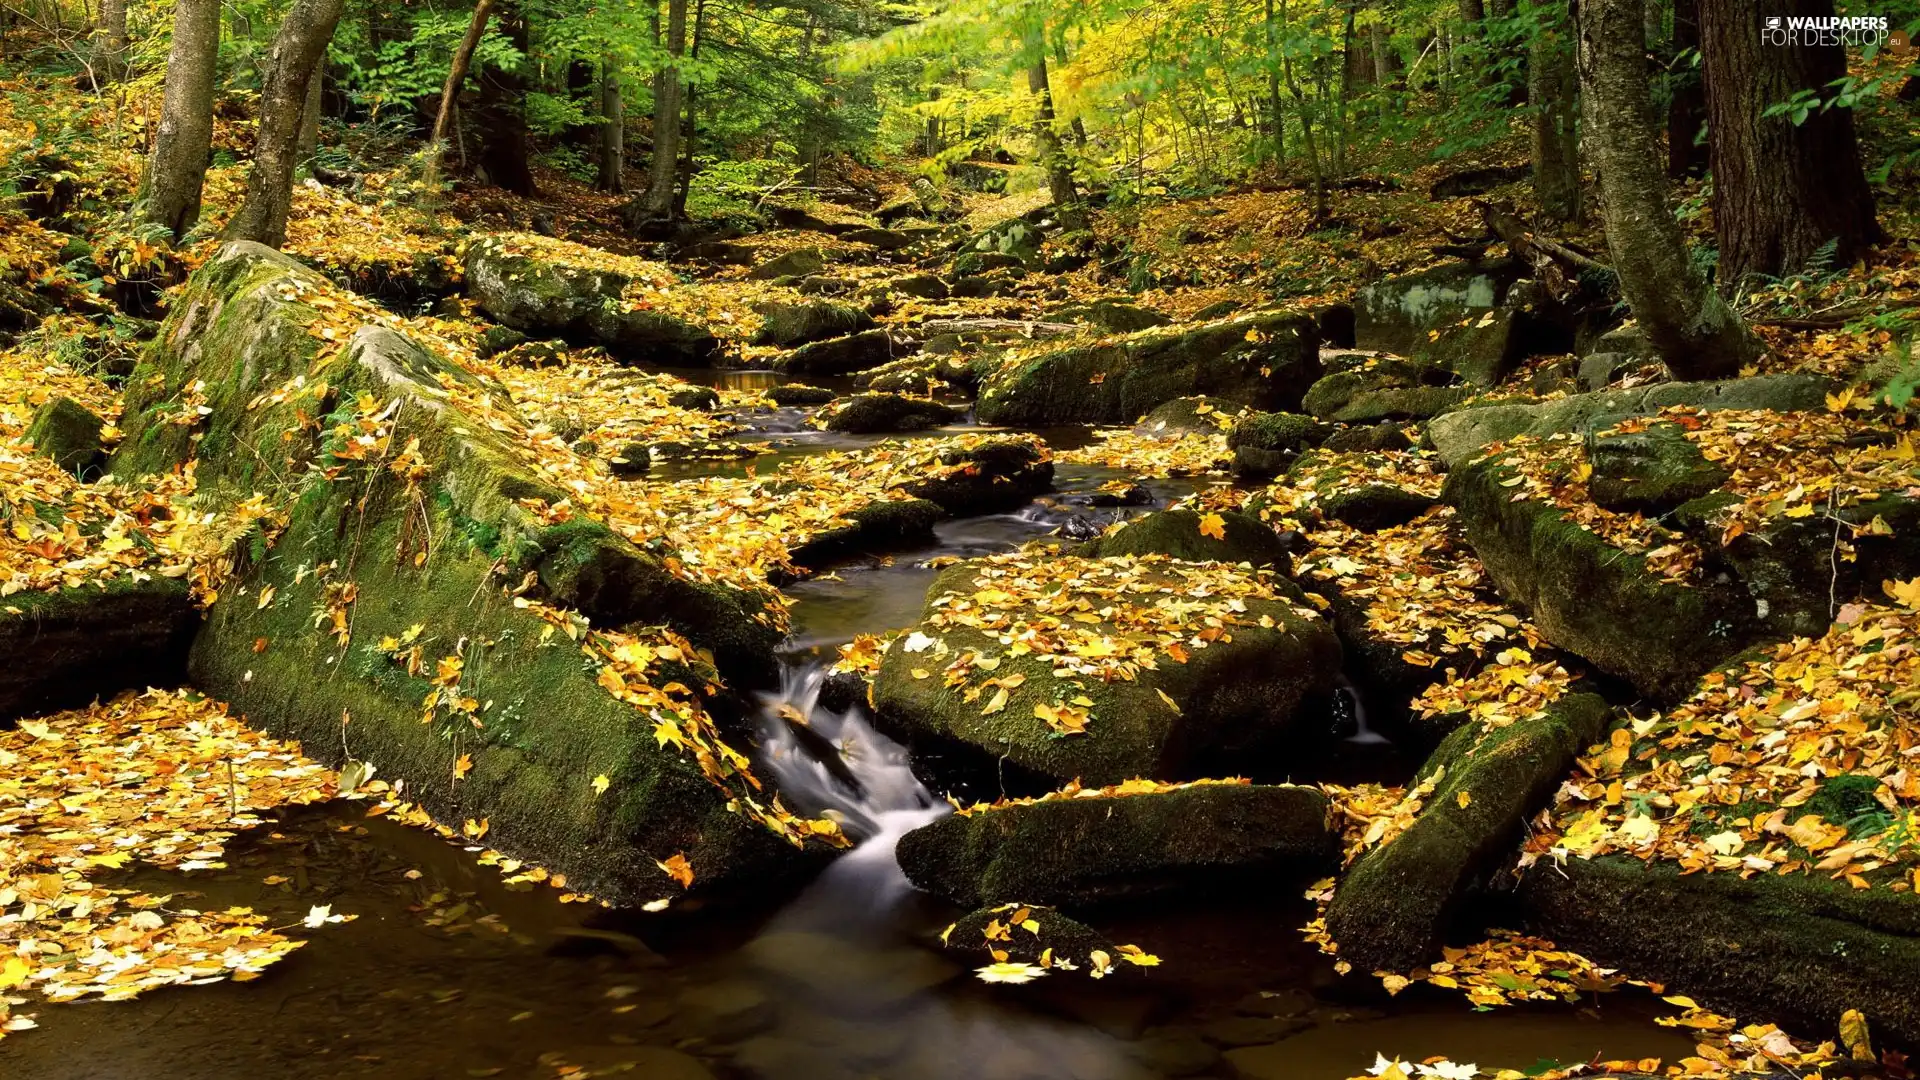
[110, 242, 799, 902]
[975, 312, 1320, 426]
[776, 329, 919, 376]
[1353, 259, 1526, 356]
[872, 554, 1340, 784]
[749, 248, 826, 280]
[750, 299, 877, 348]
[1052, 299, 1173, 334]
[1079, 509, 1294, 572]
[1228, 411, 1331, 478]
[463, 235, 719, 365]
[1332, 385, 1473, 424]
[0, 576, 198, 724]
[785, 499, 944, 573]
[897, 783, 1337, 908]
[935, 902, 1116, 970]
[1318, 484, 1438, 531]
[24, 395, 106, 477]
[1587, 422, 1730, 515]
[897, 436, 1054, 516]
[1132, 395, 1243, 436]
[1519, 853, 1920, 1048]
[765, 384, 837, 406]
[820, 393, 960, 434]
[1324, 694, 1610, 973]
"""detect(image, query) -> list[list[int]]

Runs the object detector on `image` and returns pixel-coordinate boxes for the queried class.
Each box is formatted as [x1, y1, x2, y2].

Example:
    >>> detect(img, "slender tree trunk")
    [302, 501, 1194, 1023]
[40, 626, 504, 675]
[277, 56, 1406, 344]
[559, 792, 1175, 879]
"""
[597, 60, 624, 194]
[474, 3, 534, 196]
[1577, 0, 1758, 378]
[1529, 0, 1581, 223]
[641, 0, 687, 218]
[225, 0, 345, 247]
[1665, 0, 1707, 177]
[1334, 2, 1356, 173]
[1280, 0, 1326, 219]
[430, 0, 494, 150]
[296, 61, 324, 163]
[139, 0, 220, 241]
[673, 0, 707, 217]
[1698, 0, 1883, 283]
[96, 0, 126, 77]
[1265, 0, 1286, 161]
[1026, 42, 1081, 221]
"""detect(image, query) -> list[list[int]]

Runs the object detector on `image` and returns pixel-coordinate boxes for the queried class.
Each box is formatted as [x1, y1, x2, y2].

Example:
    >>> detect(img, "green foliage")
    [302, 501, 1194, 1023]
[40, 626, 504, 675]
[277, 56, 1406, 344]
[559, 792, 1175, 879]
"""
[685, 157, 798, 223]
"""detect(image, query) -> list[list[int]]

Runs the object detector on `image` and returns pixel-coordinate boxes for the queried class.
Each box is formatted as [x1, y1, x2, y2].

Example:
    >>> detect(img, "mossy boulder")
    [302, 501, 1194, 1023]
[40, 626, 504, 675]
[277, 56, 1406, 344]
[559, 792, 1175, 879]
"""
[109, 242, 799, 902]
[785, 498, 944, 573]
[897, 783, 1338, 908]
[896, 436, 1053, 516]
[872, 556, 1340, 785]
[1324, 693, 1610, 973]
[1518, 853, 1920, 1049]
[776, 329, 918, 376]
[1053, 299, 1173, 334]
[1299, 357, 1448, 420]
[1322, 423, 1412, 454]
[749, 248, 826, 280]
[1132, 395, 1243, 436]
[1425, 375, 1832, 466]
[668, 386, 722, 411]
[934, 903, 1117, 971]
[1332, 385, 1473, 424]
[0, 576, 198, 724]
[975, 311, 1321, 426]
[1443, 452, 1756, 701]
[24, 396, 107, 477]
[765, 384, 837, 406]
[750, 299, 877, 348]
[1228, 411, 1331, 478]
[1318, 483, 1438, 531]
[1587, 421, 1730, 515]
[1353, 260, 1526, 356]
[876, 273, 950, 300]
[819, 393, 960, 434]
[463, 235, 719, 365]
[952, 251, 1027, 278]
[1078, 509, 1294, 572]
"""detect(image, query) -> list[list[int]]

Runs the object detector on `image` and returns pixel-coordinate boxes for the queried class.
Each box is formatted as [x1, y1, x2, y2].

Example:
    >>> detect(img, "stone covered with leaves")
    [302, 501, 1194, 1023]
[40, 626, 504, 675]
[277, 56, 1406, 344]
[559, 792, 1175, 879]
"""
[464, 233, 720, 365]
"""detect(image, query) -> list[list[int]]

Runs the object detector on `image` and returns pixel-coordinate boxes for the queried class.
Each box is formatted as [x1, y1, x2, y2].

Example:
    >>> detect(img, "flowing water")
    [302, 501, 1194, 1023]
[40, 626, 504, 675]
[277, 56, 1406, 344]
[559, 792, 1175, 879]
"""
[0, 397, 1704, 1080]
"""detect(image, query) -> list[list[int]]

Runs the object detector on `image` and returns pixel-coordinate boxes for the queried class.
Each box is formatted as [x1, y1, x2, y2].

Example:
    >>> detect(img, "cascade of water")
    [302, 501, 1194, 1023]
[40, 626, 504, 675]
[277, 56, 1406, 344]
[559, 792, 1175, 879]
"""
[1338, 672, 1390, 745]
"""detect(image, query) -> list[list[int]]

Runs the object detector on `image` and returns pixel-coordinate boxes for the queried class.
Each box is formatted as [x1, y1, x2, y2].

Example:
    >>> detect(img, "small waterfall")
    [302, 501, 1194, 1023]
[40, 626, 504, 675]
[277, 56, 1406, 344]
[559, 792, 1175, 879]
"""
[1338, 672, 1390, 745]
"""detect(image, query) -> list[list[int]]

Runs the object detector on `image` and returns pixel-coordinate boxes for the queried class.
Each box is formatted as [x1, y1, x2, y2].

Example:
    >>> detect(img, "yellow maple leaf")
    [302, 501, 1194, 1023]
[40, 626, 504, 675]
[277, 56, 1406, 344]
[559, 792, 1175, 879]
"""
[453, 753, 473, 781]
[1198, 512, 1227, 541]
[592, 773, 611, 795]
[656, 852, 695, 889]
[1886, 577, 1920, 610]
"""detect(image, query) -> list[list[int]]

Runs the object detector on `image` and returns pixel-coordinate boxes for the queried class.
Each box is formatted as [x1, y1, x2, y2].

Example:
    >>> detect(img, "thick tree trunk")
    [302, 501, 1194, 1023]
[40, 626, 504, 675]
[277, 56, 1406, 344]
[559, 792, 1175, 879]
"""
[597, 60, 624, 194]
[139, 0, 221, 241]
[1026, 46, 1081, 220]
[225, 0, 345, 247]
[1529, 0, 1580, 223]
[641, 0, 687, 218]
[1665, 0, 1707, 177]
[1577, 0, 1758, 378]
[473, 4, 535, 196]
[1698, 0, 1882, 283]
[429, 0, 494, 150]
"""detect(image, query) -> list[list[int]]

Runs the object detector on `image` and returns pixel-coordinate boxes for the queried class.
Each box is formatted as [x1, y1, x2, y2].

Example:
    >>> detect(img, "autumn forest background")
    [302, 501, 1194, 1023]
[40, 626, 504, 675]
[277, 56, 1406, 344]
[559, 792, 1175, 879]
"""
[2, 0, 1920, 1077]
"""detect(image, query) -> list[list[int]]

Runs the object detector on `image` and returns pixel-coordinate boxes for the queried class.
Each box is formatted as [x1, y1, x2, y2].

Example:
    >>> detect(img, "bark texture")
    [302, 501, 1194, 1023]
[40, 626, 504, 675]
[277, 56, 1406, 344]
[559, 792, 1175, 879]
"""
[429, 0, 494, 150]
[597, 61, 625, 194]
[1529, 0, 1581, 223]
[97, 0, 128, 77]
[1577, 0, 1759, 379]
[1027, 48, 1081, 219]
[1699, 0, 1882, 282]
[139, 0, 221, 241]
[225, 0, 345, 247]
[640, 0, 688, 218]
[474, 3, 535, 196]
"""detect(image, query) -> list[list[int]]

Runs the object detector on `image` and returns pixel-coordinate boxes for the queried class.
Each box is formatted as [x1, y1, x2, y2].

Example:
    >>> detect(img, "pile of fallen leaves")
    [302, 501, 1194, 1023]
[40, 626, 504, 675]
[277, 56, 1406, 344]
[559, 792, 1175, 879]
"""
[0, 690, 343, 1032]
[282, 180, 462, 287]
[1055, 426, 1233, 476]
[1410, 647, 1579, 734]
[1529, 580, 1920, 889]
[908, 550, 1321, 735]
[1317, 783, 1426, 867]
[493, 352, 762, 460]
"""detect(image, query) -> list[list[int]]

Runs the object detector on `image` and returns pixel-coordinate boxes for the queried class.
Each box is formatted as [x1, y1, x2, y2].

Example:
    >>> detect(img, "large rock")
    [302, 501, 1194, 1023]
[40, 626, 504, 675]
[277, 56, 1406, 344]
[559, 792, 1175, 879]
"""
[749, 248, 826, 280]
[24, 396, 107, 477]
[895, 435, 1054, 516]
[872, 553, 1341, 784]
[1353, 260, 1526, 356]
[975, 312, 1321, 426]
[1586, 421, 1730, 515]
[0, 577, 198, 724]
[1132, 395, 1242, 436]
[110, 242, 802, 902]
[1426, 374, 1832, 466]
[819, 393, 959, 434]
[751, 300, 877, 348]
[463, 234, 719, 364]
[1324, 693, 1610, 973]
[1229, 411, 1331, 478]
[1078, 509, 1294, 572]
[1520, 855, 1920, 1049]
[776, 329, 919, 376]
[897, 783, 1337, 908]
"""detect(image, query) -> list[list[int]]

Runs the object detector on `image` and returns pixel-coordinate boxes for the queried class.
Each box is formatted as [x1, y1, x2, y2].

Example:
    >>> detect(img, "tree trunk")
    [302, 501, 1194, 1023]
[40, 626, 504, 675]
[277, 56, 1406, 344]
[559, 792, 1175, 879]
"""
[429, 0, 494, 150]
[1026, 44, 1081, 220]
[1281, 0, 1326, 220]
[1458, 0, 1485, 20]
[1265, 0, 1286, 160]
[597, 60, 624, 194]
[1529, 0, 1581, 223]
[139, 0, 221, 241]
[1665, 0, 1707, 177]
[296, 61, 324, 163]
[1698, 0, 1883, 283]
[225, 0, 345, 247]
[640, 0, 687, 219]
[1577, 0, 1758, 378]
[673, 0, 707, 218]
[473, 3, 535, 196]
[96, 0, 127, 77]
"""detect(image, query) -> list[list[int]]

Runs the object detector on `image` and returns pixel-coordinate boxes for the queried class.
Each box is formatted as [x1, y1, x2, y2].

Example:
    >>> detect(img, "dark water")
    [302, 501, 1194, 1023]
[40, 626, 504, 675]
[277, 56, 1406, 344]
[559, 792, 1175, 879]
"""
[0, 381, 1701, 1080]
